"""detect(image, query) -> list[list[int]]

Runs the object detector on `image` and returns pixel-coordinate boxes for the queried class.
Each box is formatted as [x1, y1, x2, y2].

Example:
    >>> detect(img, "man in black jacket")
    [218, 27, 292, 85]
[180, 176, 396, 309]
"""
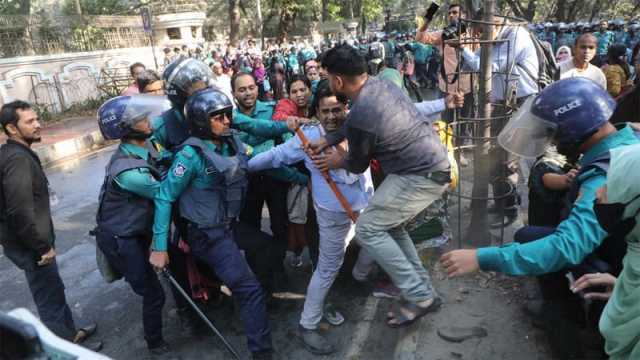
[0, 100, 100, 350]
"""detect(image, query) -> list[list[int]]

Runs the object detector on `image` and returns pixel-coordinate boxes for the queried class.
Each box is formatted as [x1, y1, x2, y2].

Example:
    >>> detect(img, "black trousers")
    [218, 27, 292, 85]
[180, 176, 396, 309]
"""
[240, 174, 289, 275]
[234, 221, 276, 294]
[3, 245, 76, 341]
[95, 232, 165, 346]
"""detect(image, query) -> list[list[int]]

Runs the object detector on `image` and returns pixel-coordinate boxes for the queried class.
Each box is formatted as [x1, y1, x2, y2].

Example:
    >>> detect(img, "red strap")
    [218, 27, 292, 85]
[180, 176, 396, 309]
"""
[296, 128, 359, 222]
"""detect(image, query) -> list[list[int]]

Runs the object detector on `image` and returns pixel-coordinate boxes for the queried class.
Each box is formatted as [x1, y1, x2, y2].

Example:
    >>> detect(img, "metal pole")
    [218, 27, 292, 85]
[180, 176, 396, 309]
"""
[465, 0, 494, 246]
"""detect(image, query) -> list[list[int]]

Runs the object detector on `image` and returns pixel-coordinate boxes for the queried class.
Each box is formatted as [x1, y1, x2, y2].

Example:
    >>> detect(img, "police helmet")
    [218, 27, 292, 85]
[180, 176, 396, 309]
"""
[558, 22, 568, 31]
[498, 78, 615, 159]
[184, 88, 233, 139]
[97, 95, 171, 140]
[163, 57, 213, 107]
[629, 23, 640, 32]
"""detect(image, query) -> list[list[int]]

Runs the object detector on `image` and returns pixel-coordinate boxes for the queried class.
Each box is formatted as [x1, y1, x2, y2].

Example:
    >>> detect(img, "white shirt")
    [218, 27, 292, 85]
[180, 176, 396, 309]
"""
[462, 25, 539, 102]
[559, 58, 607, 89]
[209, 75, 235, 109]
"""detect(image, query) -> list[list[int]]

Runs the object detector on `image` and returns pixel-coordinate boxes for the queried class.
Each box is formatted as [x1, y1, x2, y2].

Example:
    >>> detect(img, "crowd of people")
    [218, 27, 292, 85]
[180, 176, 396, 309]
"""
[2, 3, 640, 360]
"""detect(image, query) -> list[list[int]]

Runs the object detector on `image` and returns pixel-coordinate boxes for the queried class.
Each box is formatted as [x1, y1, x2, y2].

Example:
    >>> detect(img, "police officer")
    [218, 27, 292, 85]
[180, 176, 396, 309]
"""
[555, 22, 574, 51]
[595, 20, 616, 66]
[441, 78, 640, 358]
[95, 95, 172, 356]
[627, 22, 640, 54]
[149, 88, 273, 360]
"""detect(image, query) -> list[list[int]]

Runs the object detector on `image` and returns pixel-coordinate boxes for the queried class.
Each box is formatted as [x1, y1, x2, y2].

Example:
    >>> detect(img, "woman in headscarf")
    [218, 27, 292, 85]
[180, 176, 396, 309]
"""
[555, 45, 572, 63]
[572, 143, 640, 359]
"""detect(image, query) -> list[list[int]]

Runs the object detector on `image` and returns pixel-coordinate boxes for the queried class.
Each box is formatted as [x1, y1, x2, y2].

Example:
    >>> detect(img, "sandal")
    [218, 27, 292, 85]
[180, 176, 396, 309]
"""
[387, 297, 442, 328]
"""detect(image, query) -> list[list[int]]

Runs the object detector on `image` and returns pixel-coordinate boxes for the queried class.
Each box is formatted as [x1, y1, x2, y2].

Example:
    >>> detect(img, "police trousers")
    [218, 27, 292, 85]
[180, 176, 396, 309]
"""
[95, 231, 165, 346]
[185, 222, 272, 353]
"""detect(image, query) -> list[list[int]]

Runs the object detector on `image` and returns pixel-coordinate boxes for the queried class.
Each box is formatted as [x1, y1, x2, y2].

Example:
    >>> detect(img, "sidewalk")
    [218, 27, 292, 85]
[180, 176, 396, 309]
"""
[0, 116, 109, 167]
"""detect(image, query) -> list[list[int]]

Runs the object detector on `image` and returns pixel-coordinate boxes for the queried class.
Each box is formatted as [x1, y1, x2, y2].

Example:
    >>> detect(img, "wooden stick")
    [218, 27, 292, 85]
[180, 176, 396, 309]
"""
[295, 128, 359, 222]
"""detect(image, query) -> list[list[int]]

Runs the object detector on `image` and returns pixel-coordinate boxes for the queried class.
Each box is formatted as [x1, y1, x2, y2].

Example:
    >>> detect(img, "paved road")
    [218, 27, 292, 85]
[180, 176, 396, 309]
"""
[0, 144, 553, 360]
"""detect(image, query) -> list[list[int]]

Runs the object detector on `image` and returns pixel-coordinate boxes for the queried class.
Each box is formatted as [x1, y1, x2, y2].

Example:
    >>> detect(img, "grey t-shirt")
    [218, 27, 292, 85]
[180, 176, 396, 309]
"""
[326, 76, 449, 176]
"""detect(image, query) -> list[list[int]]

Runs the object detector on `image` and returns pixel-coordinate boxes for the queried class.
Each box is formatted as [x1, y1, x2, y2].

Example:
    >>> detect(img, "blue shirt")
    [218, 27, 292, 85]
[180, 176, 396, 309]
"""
[114, 143, 159, 200]
[248, 123, 373, 213]
[477, 125, 640, 275]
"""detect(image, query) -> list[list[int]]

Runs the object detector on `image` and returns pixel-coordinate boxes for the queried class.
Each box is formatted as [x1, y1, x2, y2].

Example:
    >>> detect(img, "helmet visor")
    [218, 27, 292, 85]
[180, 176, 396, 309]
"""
[497, 97, 558, 159]
[121, 95, 172, 127]
[167, 59, 213, 93]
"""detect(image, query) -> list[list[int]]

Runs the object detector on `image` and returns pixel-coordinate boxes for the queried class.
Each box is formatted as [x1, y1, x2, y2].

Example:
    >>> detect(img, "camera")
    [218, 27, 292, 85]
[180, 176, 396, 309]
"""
[441, 20, 467, 41]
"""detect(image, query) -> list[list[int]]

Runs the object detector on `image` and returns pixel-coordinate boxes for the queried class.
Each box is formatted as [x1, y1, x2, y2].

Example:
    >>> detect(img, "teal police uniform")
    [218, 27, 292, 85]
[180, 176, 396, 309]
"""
[94, 142, 166, 348]
[152, 134, 272, 354]
[478, 125, 640, 275]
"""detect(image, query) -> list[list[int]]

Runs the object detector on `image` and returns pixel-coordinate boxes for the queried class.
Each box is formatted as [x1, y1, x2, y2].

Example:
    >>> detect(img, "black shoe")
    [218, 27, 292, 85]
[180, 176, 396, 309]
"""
[297, 325, 336, 355]
[148, 340, 181, 359]
[176, 307, 201, 335]
[252, 350, 273, 360]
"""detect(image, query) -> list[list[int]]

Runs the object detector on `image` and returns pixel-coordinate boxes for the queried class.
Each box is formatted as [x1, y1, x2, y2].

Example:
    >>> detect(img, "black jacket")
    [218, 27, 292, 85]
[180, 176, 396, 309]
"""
[0, 140, 54, 256]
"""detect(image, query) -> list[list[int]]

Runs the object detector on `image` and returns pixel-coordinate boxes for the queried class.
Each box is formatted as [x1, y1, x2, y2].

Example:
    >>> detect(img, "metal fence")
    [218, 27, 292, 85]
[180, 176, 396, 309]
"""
[0, 15, 150, 57]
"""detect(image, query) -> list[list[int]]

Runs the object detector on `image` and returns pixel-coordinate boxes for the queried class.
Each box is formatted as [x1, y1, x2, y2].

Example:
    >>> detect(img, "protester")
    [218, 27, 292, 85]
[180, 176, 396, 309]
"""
[249, 80, 376, 354]
[559, 33, 607, 89]
[122, 62, 146, 96]
[273, 75, 312, 120]
[308, 45, 451, 328]
[604, 43, 633, 97]
[0, 101, 101, 351]
[135, 69, 164, 95]
[210, 61, 234, 106]
[95, 95, 172, 356]
[441, 77, 640, 358]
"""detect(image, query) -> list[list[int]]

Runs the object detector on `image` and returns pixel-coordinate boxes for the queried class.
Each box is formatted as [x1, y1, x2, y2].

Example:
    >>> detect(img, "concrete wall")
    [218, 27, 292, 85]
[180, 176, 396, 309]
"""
[0, 46, 163, 111]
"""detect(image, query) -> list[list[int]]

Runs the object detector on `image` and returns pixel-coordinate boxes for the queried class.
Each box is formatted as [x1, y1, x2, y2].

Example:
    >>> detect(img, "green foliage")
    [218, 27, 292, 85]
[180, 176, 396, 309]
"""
[61, 0, 130, 15]
[0, 0, 31, 15]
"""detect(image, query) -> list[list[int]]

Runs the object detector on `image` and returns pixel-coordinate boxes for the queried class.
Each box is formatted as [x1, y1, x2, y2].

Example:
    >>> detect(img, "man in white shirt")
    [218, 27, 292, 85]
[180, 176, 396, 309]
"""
[559, 33, 607, 89]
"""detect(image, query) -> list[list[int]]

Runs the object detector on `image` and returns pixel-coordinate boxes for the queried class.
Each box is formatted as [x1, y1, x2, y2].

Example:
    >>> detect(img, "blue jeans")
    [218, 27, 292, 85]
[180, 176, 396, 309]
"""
[355, 173, 447, 303]
[3, 244, 77, 340]
[96, 232, 166, 346]
[186, 223, 272, 354]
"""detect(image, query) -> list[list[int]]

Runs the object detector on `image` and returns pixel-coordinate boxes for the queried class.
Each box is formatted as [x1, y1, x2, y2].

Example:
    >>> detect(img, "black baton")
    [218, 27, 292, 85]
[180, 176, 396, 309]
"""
[161, 269, 241, 360]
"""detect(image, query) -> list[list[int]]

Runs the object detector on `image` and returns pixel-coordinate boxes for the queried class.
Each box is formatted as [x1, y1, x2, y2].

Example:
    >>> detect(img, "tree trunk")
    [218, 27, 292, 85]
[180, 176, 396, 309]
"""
[228, 0, 241, 46]
[74, 0, 82, 15]
[322, 0, 329, 22]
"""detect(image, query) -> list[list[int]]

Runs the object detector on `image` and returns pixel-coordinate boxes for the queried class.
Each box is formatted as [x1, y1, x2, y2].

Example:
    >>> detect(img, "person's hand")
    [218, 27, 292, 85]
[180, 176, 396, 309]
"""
[564, 169, 578, 187]
[37, 248, 56, 266]
[149, 251, 170, 271]
[445, 91, 465, 109]
[303, 137, 329, 155]
[311, 148, 343, 172]
[571, 272, 616, 300]
[440, 249, 480, 278]
[286, 116, 309, 131]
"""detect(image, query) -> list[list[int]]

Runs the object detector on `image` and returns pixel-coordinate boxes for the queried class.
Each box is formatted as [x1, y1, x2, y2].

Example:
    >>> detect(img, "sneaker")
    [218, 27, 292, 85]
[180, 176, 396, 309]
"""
[372, 279, 401, 299]
[298, 325, 336, 355]
[323, 303, 345, 326]
[148, 340, 175, 357]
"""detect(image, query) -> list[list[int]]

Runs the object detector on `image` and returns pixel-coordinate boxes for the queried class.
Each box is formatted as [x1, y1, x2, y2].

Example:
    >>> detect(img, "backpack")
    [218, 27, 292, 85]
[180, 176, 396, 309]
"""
[522, 28, 560, 90]
[502, 26, 560, 91]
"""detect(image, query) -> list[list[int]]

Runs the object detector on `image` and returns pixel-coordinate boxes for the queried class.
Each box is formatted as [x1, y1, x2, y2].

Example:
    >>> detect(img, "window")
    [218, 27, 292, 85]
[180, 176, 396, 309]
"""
[167, 28, 181, 40]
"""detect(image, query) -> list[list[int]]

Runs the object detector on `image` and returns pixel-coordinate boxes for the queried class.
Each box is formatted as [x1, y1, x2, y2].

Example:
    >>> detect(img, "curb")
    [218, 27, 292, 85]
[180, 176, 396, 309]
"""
[36, 130, 113, 168]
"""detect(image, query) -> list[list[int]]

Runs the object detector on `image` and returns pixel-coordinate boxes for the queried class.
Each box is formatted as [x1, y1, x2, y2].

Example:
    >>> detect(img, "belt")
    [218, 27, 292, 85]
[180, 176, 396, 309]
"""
[426, 171, 451, 185]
